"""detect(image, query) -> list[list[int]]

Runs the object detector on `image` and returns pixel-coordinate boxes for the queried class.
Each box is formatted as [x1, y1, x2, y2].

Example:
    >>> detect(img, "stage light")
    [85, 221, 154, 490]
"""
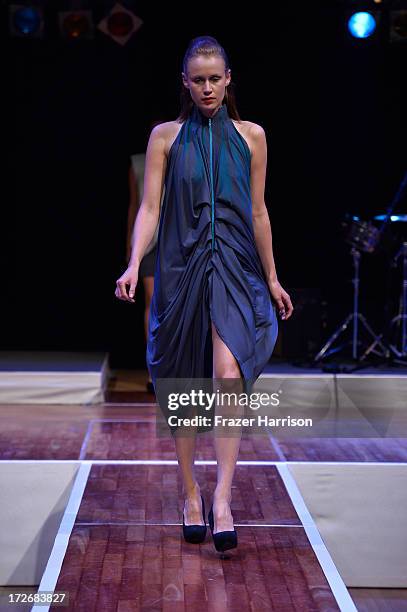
[390, 9, 407, 42]
[108, 11, 133, 37]
[98, 2, 143, 46]
[9, 5, 43, 38]
[348, 12, 377, 38]
[59, 10, 94, 40]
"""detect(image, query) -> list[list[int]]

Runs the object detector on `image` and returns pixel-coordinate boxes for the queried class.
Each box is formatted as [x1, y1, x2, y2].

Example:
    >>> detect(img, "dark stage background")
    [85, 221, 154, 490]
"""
[2, 2, 406, 367]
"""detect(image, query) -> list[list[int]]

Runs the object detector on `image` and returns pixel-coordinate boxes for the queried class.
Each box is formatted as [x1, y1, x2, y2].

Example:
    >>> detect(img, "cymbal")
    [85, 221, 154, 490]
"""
[374, 214, 407, 222]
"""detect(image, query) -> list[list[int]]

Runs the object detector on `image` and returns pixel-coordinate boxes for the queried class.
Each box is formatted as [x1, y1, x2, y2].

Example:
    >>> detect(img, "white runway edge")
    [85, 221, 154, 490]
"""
[4, 459, 406, 466]
[260, 373, 407, 378]
[75, 521, 305, 528]
[20, 458, 403, 611]
[30, 463, 91, 612]
[277, 463, 358, 612]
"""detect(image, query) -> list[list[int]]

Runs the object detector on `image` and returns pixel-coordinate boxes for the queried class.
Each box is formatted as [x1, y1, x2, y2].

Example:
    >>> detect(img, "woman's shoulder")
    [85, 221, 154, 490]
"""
[231, 119, 266, 158]
[234, 119, 266, 139]
[151, 120, 184, 158]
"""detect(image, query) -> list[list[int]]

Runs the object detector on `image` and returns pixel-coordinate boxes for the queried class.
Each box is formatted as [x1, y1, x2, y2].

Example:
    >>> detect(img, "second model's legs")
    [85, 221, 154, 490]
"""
[142, 276, 154, 387]
[142, 276, 154, 337]
[211, 321, 243, 534]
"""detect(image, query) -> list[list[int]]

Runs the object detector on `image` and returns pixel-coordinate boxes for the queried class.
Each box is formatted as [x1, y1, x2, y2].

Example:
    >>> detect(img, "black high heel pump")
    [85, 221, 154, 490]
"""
[182, 494, 207, 544]
[208, 504, 237, 552]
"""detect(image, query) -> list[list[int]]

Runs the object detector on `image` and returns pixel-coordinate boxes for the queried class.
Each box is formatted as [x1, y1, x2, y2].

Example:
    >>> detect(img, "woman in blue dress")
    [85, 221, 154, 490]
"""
[115, 35, 293, 552]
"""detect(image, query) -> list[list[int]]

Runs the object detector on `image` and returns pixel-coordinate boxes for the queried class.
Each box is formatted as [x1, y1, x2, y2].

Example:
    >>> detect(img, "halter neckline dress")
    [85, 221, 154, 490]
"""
[146, 101, 278, 411]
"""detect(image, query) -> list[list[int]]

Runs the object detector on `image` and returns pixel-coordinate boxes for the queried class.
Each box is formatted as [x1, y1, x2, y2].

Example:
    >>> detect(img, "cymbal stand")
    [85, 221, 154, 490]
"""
[314, 247, 389, 362]
[362, 242, 407, 363]
[390, 242, 407, 360]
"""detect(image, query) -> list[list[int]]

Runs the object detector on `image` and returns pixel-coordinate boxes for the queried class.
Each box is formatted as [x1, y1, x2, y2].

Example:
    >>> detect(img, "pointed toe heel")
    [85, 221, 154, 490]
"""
[208, 504, 238, 553]
[182, 494, 207, 544]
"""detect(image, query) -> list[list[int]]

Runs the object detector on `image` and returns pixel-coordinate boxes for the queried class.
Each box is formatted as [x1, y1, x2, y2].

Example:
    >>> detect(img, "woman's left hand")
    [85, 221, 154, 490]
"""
[268, 279, 294, 320]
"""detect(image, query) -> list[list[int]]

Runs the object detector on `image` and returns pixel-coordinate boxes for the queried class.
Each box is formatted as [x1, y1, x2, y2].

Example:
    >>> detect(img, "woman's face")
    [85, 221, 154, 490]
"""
[182, 54, 231, 115]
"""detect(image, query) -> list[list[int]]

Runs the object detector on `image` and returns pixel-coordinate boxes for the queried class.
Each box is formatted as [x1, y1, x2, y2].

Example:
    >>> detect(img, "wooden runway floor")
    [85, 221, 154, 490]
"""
[49, 463, 339, 611]
[1, 369, 406, 611]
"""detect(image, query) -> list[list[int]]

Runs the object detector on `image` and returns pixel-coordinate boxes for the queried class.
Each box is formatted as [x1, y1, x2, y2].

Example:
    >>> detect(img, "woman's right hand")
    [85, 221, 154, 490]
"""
[115, 265, 139, 303]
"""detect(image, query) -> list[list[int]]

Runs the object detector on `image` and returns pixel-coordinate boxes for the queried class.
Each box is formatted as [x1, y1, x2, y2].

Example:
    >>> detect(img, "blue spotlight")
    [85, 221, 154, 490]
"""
[13, 6, 41, 35]
[9, 5, 43, 37]
[348, 12, 377, 38]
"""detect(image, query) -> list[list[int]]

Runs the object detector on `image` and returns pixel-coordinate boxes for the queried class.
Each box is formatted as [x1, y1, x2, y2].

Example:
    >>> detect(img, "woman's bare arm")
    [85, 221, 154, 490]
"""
[250, 124, 278, 284]
[250, 124, 293, 319]
[127, 125, 168, 268]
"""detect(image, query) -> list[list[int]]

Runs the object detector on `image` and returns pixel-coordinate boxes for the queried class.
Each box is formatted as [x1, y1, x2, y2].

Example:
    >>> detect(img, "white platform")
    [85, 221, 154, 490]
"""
[0, 352, 110, 405]
[0, 462, 80, 586]
[289, 462, 407, 587]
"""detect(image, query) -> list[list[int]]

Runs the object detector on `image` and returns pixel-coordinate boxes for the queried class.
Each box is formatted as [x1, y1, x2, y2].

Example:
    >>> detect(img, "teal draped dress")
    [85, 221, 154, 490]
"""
[146, 102, 278, 431]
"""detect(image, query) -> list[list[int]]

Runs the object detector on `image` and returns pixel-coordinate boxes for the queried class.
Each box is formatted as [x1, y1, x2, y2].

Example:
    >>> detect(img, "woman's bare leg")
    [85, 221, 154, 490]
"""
[174, 433, 204, 525]
[211, 321, 243, 534]
[172, 321, 243, 529]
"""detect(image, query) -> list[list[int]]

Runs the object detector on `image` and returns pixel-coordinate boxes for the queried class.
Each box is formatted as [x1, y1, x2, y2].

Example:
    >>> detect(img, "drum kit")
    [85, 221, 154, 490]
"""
[314, 171, 407, 368]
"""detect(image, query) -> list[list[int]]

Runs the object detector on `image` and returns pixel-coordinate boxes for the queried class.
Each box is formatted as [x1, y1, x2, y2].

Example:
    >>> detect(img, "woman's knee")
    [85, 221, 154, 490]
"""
[211, 322, 241, 379]
[214, 362, 240, 380]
